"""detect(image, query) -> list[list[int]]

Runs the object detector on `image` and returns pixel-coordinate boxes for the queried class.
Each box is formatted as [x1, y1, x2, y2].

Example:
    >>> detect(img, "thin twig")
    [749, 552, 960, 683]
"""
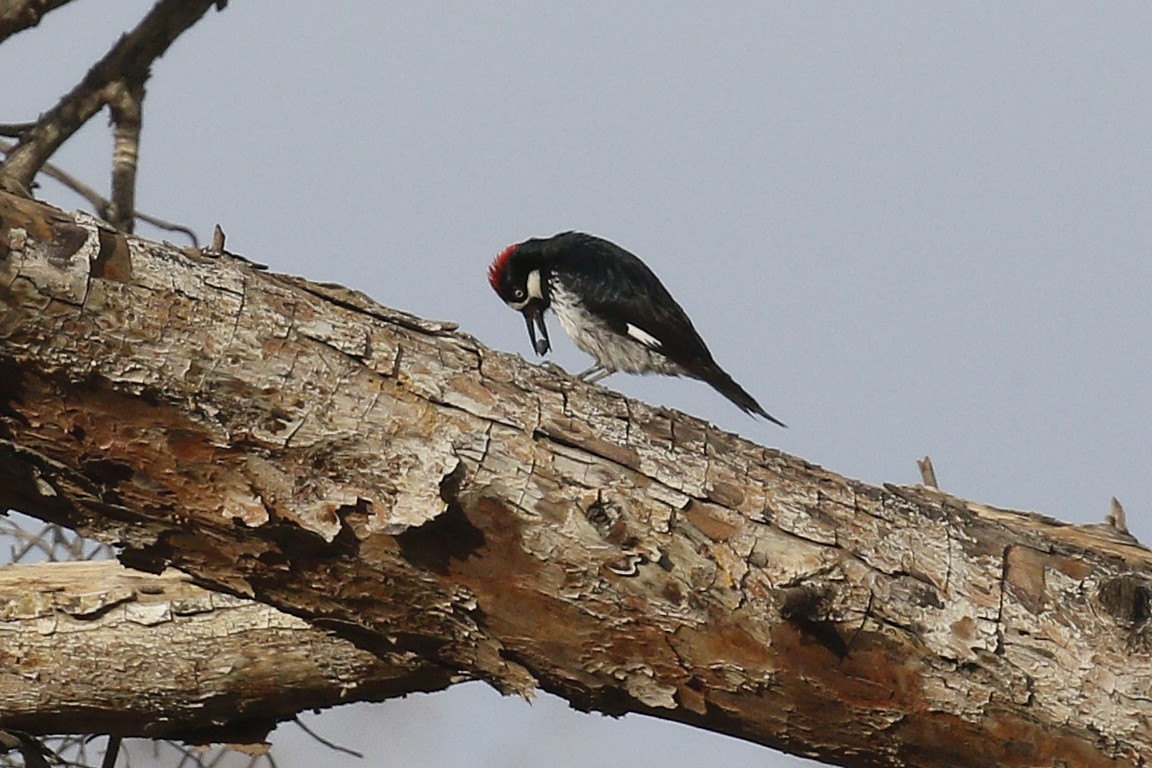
[0, 0, 76, 44]
[100, 735, 121, 768]
[7, 521, 56, 563]
[204, 746, 231, 768]
[0, 122, 35, 137]
[0, 730, 49, 768]
[107, 78, 145, 233]
[0, 138, 200, 246]
[169, 741, 203, 768]
[291, 716, 364, 759]
[0, 0, 221, 195]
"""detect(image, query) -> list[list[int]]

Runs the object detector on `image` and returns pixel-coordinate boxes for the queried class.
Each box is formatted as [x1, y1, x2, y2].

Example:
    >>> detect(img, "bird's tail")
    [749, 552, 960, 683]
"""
[698, 363, 787, 427]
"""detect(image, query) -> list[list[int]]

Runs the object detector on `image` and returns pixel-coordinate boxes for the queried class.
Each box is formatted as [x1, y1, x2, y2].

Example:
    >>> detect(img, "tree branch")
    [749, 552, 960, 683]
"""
[0, 192, 1149, 767]
[0, 0, 220, 196]
[0, 559, 451, 742]
[0, 0, 75, 44]
[0, 138, 200, 245]
[106, 78, 145, 234]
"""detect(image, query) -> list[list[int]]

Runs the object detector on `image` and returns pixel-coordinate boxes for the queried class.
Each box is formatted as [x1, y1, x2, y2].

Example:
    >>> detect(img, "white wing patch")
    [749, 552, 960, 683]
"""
[625, 323, 663, 350]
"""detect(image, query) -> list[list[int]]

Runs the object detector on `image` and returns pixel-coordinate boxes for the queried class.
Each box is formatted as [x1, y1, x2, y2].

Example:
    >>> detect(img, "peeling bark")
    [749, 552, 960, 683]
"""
[0, 560, 448, 741]
[0, 192, 1149, 766]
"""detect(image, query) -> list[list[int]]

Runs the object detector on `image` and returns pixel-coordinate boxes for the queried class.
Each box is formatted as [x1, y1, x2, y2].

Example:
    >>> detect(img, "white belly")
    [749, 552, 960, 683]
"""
[549, 285, 685, 376]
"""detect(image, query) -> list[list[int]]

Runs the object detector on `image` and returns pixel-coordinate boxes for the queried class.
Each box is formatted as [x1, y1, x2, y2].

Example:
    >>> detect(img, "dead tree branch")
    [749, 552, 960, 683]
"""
[0, 560, 449, 742]
[0, 0, 220, 198]
[106, 78, 145, 234]
[0, 192, 1149, 767]
[0, 0, 75, 44]
[0, 138, 199, 245]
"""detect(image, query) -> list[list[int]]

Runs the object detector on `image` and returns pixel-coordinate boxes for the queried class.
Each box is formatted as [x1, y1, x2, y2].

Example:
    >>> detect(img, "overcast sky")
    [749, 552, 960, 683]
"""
[5, 3, 1151, 767]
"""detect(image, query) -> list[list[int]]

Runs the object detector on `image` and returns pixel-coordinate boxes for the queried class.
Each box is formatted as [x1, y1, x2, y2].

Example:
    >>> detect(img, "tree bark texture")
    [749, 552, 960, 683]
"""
[0, 560, 443, 741]
[0, 192, 1149, 766]
[0, 0, 74, 44]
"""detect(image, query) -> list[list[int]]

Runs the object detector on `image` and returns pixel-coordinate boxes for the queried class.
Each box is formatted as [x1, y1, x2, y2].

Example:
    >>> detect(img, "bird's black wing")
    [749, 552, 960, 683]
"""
[547, 233, 717, 370]
[547, 233, 785, 424]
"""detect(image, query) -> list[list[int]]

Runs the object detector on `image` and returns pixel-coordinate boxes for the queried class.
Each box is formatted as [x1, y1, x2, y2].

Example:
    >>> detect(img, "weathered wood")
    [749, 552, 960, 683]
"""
[0, 560, 447, 740]
[0, 0, 75, 44]
[0, 192, 1149, 766]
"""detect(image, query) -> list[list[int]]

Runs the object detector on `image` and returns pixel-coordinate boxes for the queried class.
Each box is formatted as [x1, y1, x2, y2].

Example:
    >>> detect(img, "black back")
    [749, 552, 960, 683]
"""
[500, 232, 785, 424]
[518, 232, 720, 373]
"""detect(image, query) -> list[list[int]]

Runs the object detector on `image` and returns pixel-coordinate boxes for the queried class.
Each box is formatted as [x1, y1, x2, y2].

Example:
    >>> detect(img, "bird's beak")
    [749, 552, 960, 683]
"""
[523, 304, 551, 356]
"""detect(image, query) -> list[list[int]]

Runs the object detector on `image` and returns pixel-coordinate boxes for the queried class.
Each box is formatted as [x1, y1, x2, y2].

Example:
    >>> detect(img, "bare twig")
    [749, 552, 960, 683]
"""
[0, 122, 34, 138]
[0, 0, 75, 44]
[0, 138, 200, 245]
[129, 210, 199, 247]
[291, 717, 363, 759]
[0, 731, 47, 768]
[100, 735, 121, 768]
[0, 0, 222, 195]
[107, 78, 145, 233]
[1, 513, 113, 566]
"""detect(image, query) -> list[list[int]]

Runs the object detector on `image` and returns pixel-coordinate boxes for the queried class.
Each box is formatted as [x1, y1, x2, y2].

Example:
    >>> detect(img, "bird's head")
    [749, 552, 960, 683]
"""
[489, 239, 552, 355]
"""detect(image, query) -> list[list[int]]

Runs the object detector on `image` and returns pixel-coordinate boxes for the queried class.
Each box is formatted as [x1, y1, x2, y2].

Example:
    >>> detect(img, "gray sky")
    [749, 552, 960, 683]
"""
[5, 3, 1151, 767]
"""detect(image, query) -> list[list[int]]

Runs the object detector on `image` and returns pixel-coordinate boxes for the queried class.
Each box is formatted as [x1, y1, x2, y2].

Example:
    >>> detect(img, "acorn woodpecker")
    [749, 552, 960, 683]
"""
[488, 231, 786, 426]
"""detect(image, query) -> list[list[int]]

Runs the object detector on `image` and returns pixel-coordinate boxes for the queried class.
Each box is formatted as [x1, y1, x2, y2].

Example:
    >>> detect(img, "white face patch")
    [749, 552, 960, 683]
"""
[625, 323, 662, 350]
[526, 269, 543, 300]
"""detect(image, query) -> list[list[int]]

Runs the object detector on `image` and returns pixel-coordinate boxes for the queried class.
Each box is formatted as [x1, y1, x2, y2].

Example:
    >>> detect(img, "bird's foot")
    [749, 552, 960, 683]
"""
[577, 365, 614, 384]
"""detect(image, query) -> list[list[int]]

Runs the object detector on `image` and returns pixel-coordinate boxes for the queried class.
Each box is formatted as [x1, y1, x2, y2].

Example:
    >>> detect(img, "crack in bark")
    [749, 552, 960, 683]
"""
[996, 545, 1010, 655]
[194, 274, 246, 391]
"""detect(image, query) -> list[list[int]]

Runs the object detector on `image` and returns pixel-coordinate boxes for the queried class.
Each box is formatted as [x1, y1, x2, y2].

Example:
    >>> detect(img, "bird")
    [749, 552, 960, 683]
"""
[488, 231, 786, 426]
